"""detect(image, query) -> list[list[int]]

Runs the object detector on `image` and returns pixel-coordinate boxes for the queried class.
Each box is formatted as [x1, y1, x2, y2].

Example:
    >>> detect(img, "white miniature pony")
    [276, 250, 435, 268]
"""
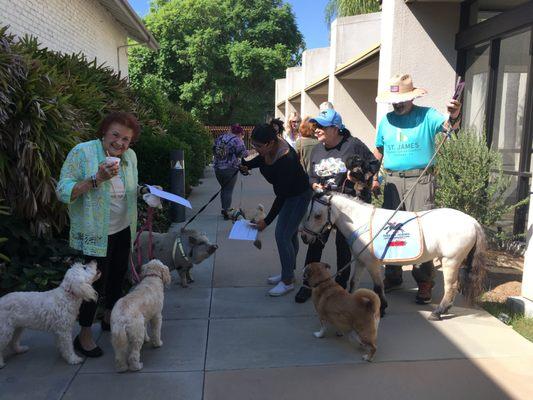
[300, 193, 486, 321]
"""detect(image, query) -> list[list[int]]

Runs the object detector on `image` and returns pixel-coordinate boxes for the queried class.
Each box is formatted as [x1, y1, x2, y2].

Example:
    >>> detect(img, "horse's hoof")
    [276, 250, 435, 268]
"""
[428, 313, 441, 321]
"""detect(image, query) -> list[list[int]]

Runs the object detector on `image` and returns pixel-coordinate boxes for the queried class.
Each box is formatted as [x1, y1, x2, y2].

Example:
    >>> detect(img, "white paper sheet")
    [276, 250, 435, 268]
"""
[228, 219, 258, 241]
[147, 185, 192, 209]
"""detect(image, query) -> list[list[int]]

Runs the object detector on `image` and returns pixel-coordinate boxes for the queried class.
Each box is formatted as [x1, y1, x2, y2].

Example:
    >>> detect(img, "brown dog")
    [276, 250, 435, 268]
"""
[304, 262, 381, 361]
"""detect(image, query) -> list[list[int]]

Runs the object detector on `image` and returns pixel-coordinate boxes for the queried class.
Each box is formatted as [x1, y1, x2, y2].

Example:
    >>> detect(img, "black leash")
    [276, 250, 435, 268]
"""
[182, 169, 242, 228]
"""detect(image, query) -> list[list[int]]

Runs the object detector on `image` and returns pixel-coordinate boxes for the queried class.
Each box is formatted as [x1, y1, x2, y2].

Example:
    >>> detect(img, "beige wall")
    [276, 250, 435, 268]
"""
[0, 0, 129, 75]
[285, 66, 303, 119]
[334, 79, 378, 146]
[302, 92, 327, 120]
[275, 78, 286, 105]
[329, 14, 381, 147]
[330, 13, 381, 67]
[377, 0, 461, 123]
[302, 48, 330, 117]
[275, 79, 287, 119]
[275, 103, 286, 120]
[286, 66, 303, 97]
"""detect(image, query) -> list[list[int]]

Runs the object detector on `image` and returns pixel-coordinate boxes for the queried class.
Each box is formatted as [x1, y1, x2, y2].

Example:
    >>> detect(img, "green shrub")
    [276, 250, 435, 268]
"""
[0, 26, 213, 293]
[0, 214, 77, 294]
[134, 77, 213, 187]
[1, 35, 83, 237]
[166, 107, 212, 186]
[435, 129, 527, 239]
[136, 133, 191, 188]
[0, 199, 10, 263]
[0, 27, 210, 239]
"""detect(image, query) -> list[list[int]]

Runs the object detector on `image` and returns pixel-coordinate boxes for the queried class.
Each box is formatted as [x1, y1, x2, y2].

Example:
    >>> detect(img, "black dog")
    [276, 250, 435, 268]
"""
[345, 155, 374, 201]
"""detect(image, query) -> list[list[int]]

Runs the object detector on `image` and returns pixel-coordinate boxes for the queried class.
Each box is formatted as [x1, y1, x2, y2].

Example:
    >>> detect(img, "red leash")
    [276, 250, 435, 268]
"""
[130, 207, 154, 283]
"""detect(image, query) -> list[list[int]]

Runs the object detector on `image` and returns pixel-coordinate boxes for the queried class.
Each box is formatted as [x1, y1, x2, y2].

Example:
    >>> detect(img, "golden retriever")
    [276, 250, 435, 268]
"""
[304, 262, 381, 361]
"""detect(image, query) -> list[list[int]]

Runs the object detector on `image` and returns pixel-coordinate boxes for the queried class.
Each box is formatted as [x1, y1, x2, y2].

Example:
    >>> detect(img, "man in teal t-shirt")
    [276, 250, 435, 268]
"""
[373, 74, 461, 304]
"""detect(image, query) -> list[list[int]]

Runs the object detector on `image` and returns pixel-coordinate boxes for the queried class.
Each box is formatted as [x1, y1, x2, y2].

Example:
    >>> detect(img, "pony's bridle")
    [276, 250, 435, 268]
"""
[301, 194, 334, 245]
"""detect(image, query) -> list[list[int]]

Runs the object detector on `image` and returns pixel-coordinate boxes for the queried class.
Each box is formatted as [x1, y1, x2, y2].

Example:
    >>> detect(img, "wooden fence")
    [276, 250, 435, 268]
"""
[205, 125, 254, 150]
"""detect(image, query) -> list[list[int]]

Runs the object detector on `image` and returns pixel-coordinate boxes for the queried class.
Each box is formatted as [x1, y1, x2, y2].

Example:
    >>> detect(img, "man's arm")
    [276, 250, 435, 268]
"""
[442, 99, 462, 131]
[371, 147, 384, 192]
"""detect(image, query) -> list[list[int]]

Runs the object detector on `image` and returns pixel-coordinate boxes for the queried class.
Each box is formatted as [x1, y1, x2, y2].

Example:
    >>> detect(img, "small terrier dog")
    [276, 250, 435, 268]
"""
[345, 155, 374, 200]
[304, 262, 381, 362]
[228, 204, 266, 249]
[0, 261, 100, 368]
[111, 259, 171, 372]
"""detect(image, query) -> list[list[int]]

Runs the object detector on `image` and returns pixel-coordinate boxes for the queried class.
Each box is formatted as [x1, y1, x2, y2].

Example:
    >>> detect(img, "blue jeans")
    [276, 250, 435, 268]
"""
[215, 167, 238, 211]
[275, 190, 312, 282]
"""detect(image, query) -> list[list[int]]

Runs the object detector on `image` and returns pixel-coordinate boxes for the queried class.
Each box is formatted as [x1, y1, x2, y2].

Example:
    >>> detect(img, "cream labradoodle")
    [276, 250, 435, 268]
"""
[111, 259, 171, 372]
[0, 261, 100, 368]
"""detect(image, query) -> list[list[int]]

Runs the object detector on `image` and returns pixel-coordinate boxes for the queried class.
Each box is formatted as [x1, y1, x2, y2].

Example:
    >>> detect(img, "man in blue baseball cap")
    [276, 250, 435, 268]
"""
[294, 108, 380, 304]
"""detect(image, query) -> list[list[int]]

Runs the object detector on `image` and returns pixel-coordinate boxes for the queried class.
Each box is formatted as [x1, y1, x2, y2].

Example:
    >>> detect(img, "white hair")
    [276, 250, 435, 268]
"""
[319, 101, 334, 111]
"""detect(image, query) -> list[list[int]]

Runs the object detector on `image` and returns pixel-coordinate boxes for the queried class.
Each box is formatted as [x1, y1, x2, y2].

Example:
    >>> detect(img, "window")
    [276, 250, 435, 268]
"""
[468, 0, 529, 26]
[463, 43, 490, 134]
[458, 1, 533, 236]
[492, 30, 531, 175]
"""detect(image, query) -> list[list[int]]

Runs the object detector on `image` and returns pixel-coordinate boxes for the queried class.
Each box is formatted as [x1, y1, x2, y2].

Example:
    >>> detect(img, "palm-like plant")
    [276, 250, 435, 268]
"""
[0, 29, 143, 237]
[325, 0, 381, 26]
[0, 200, 10, 262]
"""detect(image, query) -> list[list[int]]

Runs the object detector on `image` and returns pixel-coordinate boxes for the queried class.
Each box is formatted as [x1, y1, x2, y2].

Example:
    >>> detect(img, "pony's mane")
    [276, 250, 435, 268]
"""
[327, 192, 375, 209]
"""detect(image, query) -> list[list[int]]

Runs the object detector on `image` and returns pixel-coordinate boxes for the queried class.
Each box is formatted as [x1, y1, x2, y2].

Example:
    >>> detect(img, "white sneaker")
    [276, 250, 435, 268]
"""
[268, 281, 294, 297]
[267, 274, 282, 285]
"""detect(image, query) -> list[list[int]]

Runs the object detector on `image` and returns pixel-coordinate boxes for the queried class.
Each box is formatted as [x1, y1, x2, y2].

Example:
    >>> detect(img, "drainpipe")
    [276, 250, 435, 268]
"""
[116, 42, 148, 77]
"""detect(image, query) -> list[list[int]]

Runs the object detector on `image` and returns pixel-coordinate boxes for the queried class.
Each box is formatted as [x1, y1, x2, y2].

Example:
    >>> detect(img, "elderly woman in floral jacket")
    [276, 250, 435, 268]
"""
[57, 112, 154, 358]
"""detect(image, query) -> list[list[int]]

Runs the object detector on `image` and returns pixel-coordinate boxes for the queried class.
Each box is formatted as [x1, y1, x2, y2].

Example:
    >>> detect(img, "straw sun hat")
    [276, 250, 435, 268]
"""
[375, 74, 428, 104]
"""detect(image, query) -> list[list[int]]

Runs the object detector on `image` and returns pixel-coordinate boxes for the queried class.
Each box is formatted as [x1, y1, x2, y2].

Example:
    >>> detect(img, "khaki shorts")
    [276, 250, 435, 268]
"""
[382, 172, 435, 212]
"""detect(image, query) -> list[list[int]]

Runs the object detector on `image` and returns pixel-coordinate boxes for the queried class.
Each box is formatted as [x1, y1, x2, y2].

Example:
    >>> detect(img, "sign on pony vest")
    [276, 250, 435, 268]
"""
[370, 209, 423, 262]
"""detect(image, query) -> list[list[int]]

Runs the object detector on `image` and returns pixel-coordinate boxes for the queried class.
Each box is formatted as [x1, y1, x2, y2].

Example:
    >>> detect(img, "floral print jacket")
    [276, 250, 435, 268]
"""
[57, 139, 138, 256]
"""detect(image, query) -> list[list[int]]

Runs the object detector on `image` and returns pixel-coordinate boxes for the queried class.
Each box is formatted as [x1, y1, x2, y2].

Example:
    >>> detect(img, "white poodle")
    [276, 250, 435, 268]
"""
[0, 261, 100, 368]
[111, 259, 171, 372]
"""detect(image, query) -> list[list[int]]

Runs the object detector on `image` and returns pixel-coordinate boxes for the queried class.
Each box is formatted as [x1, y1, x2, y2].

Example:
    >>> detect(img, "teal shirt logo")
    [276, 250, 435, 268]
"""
[376, 106, 447, 171]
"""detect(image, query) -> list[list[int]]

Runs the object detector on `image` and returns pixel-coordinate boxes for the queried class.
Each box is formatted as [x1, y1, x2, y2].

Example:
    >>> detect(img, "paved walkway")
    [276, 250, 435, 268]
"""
[2, 167, 533, 400]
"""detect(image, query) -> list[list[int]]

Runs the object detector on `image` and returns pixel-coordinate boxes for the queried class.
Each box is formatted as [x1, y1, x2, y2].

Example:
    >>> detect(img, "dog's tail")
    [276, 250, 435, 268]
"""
[111, 319, 128, 352]
[355, 288, 381, 317]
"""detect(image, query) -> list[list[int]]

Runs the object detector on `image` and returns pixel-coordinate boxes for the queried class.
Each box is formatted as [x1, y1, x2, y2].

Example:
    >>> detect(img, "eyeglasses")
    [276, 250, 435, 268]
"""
[251, 141, 268, 149]
[290, 120, 301, 124]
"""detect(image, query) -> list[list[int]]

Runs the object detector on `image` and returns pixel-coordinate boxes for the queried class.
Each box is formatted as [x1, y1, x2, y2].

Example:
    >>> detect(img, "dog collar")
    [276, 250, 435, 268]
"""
[142, 273, 163, 281]
[303, 276, 334, 290]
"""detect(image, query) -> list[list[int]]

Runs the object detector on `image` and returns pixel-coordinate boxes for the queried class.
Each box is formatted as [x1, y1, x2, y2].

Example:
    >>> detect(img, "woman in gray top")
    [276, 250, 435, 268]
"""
[294, 109, 379, 303]
[294, 116, 319, 172]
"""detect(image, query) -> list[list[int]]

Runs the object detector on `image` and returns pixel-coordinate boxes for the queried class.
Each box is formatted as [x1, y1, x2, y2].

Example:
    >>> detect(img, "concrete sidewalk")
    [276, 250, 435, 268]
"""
[2, 167, 533, 400]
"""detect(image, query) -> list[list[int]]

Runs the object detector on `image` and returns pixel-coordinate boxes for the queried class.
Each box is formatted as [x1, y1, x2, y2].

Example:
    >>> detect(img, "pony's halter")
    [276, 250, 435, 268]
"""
[301, 194, 333, 244]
